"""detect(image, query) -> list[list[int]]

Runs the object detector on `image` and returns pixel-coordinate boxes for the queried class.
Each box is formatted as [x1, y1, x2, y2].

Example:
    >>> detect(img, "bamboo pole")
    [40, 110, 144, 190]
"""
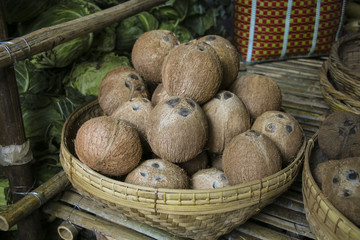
[43, 201, 153, 240]
[0, 3, 43, 239]
[57, 220, 79, 240]
[0, 0, 167, 68]
[0, 171, 69, 231]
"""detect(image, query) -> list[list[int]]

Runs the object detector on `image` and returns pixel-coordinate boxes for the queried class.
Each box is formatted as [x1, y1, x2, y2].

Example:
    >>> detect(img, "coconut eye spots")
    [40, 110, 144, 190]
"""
[165, 97, 180, 107]
[142, 98, 149, 103]
[277, 114, 284, 118]
[135, 86, 143, 91]
[224, 92, 233, 100]
[128, 73, 139, 80]
[154, 175, 164, 181]
[125, 81, 131, 89]
[285, 125, 293, 134]
[206, 36, 216, 41]
[339, 127, 345, 136]
[132, 104, 140, 111]
[345, 169, 359, 181]
[220, 173, 227, 181]
[349, 126, 358, 135]
[344, 119, 354, 126]
[333, 176, 339, 184]
[265, 123, 276, 133]
[140, 170, 148, 177]
[178, 108, 191, 117]
[343, 188, 352, 197]
[186, 99, 195, 108]
[196, 45, 205, 51]
[152, 163, 160, 168]
[212, 181, 221, 188]
[162, 33, 170, 42]
[215, 94, 221, 100]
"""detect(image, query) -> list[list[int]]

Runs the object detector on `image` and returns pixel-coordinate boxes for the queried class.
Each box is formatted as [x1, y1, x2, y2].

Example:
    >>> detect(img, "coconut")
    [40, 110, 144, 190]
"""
[151, 83, 171, 106]
[222, 129, 282, 185]
[146, 96, 208, 163]
[74, 116, 142, 177]
[318, 111, 360, 160]
[198, 35, 239, 89]
[203, 90, 250, 153]
[98, 66, 149, 115]
[178, 151, 209, 176]
[317, 157, 360, 226]
[208, 152, 223, 171]
[125, 159, 189, 189]
[229, 74, 282, 121]
[132, 30, 180, 84]
[191, 168, 230, 189]
[111, 97, 153, 141]
[251, 111, 303, 166]
[162, 40, 222, 104]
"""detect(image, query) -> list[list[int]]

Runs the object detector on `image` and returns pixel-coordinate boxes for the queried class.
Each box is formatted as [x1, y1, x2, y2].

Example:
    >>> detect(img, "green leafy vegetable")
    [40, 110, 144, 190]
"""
[65, 52, 131, 96]
[22, 0, 101, 68]
[115, 11, 159, 53]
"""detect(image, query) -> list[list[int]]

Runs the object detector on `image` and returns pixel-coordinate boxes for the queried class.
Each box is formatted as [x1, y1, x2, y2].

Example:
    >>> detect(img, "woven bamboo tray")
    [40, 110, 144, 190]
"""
[319, 60, 360, 114]
[328, 33, 360, 100]
[60, 99, 306, 240]
[302, 132, 360, 240]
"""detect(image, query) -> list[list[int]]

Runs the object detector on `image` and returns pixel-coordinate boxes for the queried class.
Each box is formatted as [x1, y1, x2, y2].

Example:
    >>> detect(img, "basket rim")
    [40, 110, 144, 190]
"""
[330, 32, 360, 80]
[60, 98, 306, 197]
[302, 131, 360, 238]
[319, 60, 360, 114]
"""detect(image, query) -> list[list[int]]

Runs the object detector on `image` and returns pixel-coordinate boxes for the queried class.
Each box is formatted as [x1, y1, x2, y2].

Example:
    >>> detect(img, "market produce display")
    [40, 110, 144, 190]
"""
[71, 27, 306, 194]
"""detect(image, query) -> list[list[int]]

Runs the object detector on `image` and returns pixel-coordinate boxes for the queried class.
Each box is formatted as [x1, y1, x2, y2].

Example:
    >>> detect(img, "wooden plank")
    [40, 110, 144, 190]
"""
[272, 197, 305, 214]
[235, 221, 294, 240]
[251, 213, 315, 239]
[261, 205, 309, 227]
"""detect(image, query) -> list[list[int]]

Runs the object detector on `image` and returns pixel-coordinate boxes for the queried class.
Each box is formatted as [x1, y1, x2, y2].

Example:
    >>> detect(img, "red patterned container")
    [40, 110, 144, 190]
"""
[233, 0, 346, 63]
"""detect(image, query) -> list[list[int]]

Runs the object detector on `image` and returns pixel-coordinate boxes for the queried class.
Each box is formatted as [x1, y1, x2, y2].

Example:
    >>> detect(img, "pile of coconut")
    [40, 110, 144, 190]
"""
[74, 30, 304, 190]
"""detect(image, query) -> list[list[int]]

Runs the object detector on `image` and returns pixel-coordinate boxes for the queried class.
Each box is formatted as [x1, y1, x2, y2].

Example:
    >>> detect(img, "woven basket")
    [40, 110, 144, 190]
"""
[328, 32, 360, 100]
[233, 0, 346, 64]
[60, 99, 306, 240]
[302, 132, 360, 240]
[319, 60, 360, 114]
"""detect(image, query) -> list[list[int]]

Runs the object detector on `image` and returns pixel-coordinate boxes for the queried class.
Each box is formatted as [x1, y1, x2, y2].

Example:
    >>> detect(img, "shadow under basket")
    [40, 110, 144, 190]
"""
[60, 99, 306, 240]
[302, 132, 360, 240]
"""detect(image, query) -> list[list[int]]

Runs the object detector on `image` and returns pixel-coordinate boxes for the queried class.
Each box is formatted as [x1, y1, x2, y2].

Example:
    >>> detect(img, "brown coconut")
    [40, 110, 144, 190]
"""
[229, 74, 282, 121]
[208, 152, 223, 171]
[178, 151, 209, 176]
[191, 168, 230, 189]
[151, 83, 171, 106]
[222, 129, 282, 185]
[162, 40, 222, 104]
[317, 157, 360, 226]
[203, 90, 251, 153]
[251, 111, 304, 166]
[198, 35, 239, 89]
[125, 159, 189, 189]
[74, 116, 142, 177]
[146, 96, 208, 163]
[318, 111, 360, 160]
[111, 97, 153, 141]
[132, 30, 180, 84]
[98, 66, 149, 115]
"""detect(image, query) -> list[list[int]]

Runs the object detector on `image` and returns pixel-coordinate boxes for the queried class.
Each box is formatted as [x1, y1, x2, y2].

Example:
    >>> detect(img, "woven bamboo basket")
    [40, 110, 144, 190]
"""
[302, 132, 360, 240]
[60, 99, 306, 240]
[328, 32, 360, 100]
[319, 60, 360, 114]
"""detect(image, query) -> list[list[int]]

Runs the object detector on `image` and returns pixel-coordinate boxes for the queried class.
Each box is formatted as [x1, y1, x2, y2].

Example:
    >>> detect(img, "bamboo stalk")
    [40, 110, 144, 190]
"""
[0, 171, 69, 231]
[57, 220, 79, 240]
[43, 201, 154, 240]
[0, 0, 167, 68]
[0, 4, 43, 239]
